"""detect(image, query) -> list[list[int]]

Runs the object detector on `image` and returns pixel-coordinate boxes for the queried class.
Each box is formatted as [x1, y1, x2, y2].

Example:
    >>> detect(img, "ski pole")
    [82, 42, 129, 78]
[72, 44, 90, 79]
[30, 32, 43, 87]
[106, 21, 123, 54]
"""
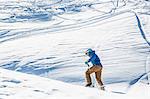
[87, 63, 90, 67]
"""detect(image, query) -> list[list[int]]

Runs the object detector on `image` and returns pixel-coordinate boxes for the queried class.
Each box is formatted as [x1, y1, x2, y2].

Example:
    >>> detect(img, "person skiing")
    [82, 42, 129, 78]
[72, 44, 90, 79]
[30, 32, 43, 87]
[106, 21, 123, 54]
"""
[84, 48, 104, 90]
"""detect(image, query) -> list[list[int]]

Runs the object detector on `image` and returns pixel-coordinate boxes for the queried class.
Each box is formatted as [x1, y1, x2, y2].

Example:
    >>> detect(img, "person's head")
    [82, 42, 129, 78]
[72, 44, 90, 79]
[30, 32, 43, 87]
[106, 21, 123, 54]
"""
[85, 48, 94, 57]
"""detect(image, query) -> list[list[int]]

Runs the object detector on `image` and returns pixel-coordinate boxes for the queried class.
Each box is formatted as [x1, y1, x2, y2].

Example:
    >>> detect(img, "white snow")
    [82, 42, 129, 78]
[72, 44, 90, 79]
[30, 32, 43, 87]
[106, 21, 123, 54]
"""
[0, 0, 150, 98]
[0, 68, 150, 99]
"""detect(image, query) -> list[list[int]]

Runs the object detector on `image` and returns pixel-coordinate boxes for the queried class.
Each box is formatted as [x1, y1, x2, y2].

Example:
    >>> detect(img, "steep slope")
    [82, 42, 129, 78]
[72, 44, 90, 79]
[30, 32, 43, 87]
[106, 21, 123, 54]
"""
[0, 68, 150, 99]
[0, 0, 150, 93]
[0, 68, 114, 99]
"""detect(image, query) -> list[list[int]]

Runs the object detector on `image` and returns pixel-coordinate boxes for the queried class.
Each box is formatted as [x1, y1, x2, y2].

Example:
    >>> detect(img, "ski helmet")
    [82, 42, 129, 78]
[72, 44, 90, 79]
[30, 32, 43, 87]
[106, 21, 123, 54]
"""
[85, 48, 93, 56]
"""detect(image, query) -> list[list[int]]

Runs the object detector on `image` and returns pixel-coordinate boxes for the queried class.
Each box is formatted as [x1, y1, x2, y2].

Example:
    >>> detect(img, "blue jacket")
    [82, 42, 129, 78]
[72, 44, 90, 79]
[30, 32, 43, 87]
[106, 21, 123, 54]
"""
[87, 51, 102, 66]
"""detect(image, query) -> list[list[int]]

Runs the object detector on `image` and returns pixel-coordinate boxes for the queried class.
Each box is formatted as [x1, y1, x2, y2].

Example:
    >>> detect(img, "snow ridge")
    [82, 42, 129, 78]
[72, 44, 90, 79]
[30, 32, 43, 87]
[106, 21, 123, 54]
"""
[134, 12, 150, 46]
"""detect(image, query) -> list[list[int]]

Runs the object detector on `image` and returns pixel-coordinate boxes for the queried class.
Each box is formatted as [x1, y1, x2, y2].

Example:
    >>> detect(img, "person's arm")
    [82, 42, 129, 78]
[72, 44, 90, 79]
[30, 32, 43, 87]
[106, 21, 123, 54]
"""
[87, 54, 96, 62]
[85, 55, 95, 65]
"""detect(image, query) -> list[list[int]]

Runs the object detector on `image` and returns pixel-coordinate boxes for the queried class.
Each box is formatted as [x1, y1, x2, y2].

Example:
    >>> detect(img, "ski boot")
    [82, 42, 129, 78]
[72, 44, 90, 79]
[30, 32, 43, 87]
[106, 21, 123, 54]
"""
[85, 83, 92, 87]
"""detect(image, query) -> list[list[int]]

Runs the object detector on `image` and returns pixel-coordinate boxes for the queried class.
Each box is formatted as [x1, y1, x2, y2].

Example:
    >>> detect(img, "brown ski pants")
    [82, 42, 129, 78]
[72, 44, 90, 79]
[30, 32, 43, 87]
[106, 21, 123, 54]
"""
[85, 65, 104, 86]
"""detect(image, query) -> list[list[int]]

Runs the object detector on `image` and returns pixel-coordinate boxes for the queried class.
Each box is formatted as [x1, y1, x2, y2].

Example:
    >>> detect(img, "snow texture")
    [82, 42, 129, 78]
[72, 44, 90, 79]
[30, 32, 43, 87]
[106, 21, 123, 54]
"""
[0, 0, 150, 98]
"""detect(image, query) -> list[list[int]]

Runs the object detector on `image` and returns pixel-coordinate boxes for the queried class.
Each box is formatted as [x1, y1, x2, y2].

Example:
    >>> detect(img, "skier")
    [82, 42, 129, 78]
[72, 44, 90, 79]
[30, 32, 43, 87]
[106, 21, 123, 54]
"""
[84, 48, 105, 90]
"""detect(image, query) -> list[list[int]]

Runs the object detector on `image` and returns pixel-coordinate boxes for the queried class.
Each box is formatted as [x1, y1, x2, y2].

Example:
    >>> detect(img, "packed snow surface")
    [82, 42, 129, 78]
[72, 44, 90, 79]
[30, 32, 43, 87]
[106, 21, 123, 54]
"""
[0, 68, 150, 99]
[0, 0, 150, 98]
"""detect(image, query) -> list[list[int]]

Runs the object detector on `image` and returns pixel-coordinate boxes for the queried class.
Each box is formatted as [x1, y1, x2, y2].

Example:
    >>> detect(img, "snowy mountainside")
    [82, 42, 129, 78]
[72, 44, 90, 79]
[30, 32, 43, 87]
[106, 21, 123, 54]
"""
[0, 68, 101, 99]
[0, 68, 150, 99]
[0, 0, 150, 95]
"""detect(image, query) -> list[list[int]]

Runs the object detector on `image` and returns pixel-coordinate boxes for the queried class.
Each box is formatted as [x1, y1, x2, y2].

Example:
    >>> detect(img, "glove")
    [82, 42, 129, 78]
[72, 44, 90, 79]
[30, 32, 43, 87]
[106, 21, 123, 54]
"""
[85, 61, 89, 65]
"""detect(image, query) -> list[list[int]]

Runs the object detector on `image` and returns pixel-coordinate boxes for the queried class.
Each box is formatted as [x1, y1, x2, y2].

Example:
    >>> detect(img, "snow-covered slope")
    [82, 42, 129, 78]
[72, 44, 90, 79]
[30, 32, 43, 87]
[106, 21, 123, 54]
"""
[0, 68, 112, 99]
[0, 68, 150, 99]
[0, 0, 150, 98]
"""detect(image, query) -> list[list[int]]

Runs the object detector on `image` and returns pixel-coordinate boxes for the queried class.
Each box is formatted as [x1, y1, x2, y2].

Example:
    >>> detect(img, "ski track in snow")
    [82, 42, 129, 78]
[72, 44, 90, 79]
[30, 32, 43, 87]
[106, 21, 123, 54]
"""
[0, 0, 150, 93]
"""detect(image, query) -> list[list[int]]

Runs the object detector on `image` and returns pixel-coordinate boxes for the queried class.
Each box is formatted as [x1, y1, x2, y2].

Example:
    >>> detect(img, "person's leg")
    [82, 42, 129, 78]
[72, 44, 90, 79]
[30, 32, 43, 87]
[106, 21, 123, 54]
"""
[95, 66, 105, 90]
[95, 69, 103, 86]
[85, 66, 96, 86]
